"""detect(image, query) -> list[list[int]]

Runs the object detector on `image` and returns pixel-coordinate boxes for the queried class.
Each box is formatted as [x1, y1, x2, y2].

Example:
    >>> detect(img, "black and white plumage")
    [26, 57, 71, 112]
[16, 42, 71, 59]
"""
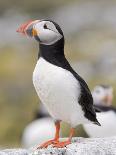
[17, 20, 100, 148]
[84, 85, 116, 137]
[92, 85, 113, 107]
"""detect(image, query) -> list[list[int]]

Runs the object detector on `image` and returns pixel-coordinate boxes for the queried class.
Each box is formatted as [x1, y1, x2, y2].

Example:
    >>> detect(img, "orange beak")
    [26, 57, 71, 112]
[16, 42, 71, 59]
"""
[32, 28, 38, 36]
[16, 20, 39, 37]
[102, 95, 113, 106]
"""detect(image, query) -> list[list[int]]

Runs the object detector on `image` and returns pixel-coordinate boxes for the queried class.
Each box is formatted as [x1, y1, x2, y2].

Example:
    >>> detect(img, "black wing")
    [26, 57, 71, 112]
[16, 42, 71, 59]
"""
[72, 72, 100, 126]
[58, 56, 101, 125]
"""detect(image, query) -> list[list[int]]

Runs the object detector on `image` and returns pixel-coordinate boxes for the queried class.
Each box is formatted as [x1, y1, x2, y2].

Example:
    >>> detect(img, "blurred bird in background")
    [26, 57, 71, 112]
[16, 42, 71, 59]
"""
[92, 85, 113, 107]
[83, 84, 116, 138]
[21, 104, 57, 148]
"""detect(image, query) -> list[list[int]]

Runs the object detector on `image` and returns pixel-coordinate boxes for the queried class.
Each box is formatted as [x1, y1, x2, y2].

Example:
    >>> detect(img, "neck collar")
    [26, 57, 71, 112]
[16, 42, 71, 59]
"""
[38, 38, 64, 60]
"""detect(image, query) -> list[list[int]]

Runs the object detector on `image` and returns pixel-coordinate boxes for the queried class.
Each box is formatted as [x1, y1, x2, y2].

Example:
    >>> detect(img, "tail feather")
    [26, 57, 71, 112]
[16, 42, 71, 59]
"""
[94, 120, 101, 126]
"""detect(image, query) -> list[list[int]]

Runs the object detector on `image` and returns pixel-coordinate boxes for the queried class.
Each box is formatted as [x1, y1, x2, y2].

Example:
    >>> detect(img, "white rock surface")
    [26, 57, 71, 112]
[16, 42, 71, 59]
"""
[1, 137, 116, 155]
[0, 149, 28, 155]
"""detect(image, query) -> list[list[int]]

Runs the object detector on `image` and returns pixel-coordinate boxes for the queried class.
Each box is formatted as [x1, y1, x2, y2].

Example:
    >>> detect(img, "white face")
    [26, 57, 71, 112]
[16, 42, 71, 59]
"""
[33, 21, 63, 45]
[92, 86, 113, 106]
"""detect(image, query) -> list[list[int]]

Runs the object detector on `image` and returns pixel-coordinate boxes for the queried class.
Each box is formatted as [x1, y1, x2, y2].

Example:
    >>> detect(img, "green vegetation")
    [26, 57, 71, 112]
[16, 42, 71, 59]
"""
[0, 46, 38, 147]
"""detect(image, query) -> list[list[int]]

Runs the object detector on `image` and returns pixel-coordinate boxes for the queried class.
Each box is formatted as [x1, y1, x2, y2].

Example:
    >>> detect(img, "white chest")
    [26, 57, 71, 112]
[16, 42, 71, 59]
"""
[33, 58, 86, 126]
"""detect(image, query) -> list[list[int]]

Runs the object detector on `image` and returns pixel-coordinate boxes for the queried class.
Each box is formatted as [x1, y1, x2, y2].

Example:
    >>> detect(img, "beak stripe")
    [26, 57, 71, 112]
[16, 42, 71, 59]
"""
[16, 20, 40, 36]
[32, 29, 38, 36]
[16, 20, 33, 34]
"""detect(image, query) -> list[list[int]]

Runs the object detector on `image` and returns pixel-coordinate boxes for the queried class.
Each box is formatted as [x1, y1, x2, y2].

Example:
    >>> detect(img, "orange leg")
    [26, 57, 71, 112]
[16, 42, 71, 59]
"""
[37, 121, 60, 149]
[53, 128, 75, 148]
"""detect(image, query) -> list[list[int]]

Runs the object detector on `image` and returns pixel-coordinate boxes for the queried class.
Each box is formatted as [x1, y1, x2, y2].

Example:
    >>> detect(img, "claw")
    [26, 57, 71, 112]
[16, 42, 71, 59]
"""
[53, 140, 71, 148]
[37, 139, 59, 149]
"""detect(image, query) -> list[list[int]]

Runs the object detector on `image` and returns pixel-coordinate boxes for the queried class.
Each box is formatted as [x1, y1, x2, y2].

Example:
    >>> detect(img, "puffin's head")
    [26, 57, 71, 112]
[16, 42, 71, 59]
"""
[17, 19, 63, 45]
[92, 85, 113, 106]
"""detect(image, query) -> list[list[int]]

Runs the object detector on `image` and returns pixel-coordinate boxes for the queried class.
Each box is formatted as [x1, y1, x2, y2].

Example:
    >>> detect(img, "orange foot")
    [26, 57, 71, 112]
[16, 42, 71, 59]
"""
[37, 139, 59, 149]
[53, 140, 71, 148]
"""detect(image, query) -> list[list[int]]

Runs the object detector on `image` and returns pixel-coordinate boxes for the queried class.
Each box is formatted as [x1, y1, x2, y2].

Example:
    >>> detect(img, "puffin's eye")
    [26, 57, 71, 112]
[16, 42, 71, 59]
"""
[44, 24, 48, 29]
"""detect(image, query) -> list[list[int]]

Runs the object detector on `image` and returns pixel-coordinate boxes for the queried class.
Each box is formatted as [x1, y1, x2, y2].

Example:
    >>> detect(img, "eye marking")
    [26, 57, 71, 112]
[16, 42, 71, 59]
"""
[43, 24, 52, 31]
[43, 22, 62, 36]
[44, 24, 48, 29]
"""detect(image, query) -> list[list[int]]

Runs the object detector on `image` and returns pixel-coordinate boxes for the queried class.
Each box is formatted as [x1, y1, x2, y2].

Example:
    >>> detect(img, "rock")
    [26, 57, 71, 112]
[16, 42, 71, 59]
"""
[1, 137, 116, 155]
[31, 137, 116, 155]
[0, 149, 28, 155]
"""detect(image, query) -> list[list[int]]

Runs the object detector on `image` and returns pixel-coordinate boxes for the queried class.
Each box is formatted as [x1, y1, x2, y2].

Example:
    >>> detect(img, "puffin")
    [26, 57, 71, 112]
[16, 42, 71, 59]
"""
[83, 85, 116, 138]
[22, 104, 57, 148]
[17, 19, 100, 148]
[92, 85, 113, 107]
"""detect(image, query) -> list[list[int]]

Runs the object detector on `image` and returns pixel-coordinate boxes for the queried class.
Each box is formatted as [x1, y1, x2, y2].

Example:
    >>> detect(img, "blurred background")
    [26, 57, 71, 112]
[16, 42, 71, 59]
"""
[0, 0, 116, 148]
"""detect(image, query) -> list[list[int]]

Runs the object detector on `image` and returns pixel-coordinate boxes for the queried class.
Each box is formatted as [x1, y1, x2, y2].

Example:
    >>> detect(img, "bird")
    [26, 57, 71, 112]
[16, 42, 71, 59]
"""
[17, 19, 100, 148]
[92, 85, 113, 107]
[22, 104, 57, 148]
[83, 84, 116, 138]
[22, 117, 55, 148]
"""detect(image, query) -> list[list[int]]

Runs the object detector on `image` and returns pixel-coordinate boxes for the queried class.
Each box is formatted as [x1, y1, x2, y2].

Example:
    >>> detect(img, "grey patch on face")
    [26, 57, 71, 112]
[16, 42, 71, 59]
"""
[33, 20, 63, 45]
[26, 24, 33, 37]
